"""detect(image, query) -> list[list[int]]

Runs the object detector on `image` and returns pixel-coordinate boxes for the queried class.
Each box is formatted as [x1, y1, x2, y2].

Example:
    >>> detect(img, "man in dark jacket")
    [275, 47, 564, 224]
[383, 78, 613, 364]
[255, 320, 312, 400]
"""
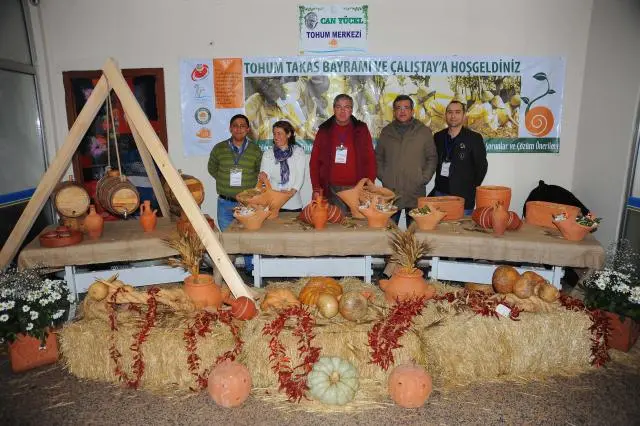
[376, 95, 437, 227]
[310, 94, 377, 214]
[430, 100, 488, 214]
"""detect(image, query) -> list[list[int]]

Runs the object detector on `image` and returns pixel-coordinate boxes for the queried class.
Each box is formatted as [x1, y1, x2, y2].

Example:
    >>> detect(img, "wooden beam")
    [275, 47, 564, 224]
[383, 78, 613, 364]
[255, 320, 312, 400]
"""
[102, 58, 254, 299]
[0, 76, 110, 270]
[125, 116, 171, 218]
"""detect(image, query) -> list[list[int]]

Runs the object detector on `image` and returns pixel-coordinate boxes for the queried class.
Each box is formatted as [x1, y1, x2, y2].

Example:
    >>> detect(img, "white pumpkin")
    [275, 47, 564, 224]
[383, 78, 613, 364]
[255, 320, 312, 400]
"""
[307, 356, 359, 405]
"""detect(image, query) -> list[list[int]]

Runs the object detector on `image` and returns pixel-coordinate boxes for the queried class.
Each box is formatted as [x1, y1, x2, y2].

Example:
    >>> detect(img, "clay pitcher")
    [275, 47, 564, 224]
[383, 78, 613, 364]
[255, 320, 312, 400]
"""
[379, 268, 436, 303]
[84, 204, 104, 239]
[491, 202, 509, 236]
[139, 200, 158, 232]
[337, 178, 372, 219]
[310, 195, 329, 230]
[183, 274, 224, 309]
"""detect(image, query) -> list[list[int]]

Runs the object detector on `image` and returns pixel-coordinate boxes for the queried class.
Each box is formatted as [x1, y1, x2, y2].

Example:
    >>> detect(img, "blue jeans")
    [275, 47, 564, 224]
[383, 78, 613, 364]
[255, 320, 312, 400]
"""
[217, 197, 253, 272]
[434, 190, 473, 216]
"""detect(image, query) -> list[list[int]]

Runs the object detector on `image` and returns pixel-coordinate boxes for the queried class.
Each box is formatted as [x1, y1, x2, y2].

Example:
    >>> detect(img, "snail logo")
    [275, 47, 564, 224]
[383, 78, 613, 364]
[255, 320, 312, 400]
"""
[522, 72, 556, 137]
[191, 64, 209, 81]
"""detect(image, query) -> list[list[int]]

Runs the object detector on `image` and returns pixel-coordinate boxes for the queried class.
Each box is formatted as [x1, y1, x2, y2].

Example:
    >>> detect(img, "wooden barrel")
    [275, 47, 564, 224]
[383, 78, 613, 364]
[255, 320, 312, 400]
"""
[53, 176, 90, 218]
[163, 173, 205, 216]
[96, 174, 140, 217]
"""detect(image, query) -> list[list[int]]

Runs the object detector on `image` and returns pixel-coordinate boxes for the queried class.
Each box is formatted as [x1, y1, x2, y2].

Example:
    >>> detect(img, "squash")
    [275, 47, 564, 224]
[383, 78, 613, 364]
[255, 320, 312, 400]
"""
[492, 266, 520, 294]
[537, 282, 560, 302]
[307, 356, 359, 405]
[338, 291, 369, 322]
[299, 277, 343, 306]
[207, 360, 252, 408]
[388, 363, 433, 408]
[260, 288, 300, 311]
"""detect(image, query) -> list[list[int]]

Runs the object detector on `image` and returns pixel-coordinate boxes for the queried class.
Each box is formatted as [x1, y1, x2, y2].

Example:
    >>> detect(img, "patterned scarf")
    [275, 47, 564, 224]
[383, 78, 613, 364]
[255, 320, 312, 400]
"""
[273, 144, 294, 185]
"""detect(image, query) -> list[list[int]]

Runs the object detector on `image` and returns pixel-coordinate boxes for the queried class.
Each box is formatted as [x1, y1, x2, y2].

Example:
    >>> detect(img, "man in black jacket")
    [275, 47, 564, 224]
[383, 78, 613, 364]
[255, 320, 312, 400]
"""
[430, 100, 488, 214]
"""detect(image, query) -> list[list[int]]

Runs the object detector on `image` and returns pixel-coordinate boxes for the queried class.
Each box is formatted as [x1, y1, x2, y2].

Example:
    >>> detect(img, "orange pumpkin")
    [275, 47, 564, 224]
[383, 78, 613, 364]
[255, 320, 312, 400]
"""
[230, 296, 257, 320]
[388, 363, 433, 408]
[492, 265, 520, 294]
[260, 288, 300, 311]
[207, 360, 252, 408]
[537, 282, 560, 302]
[299, 277, 343, 306]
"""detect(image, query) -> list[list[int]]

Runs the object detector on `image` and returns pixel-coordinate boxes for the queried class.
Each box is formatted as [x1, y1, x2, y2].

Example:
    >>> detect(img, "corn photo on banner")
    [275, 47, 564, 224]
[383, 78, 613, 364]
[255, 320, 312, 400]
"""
[179, 56, 565, 156]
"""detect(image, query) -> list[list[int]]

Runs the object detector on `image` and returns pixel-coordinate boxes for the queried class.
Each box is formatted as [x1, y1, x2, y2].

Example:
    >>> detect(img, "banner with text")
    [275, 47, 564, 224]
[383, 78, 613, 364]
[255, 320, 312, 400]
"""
[179, 56, 565, 156]
[298, 4, 368, 55]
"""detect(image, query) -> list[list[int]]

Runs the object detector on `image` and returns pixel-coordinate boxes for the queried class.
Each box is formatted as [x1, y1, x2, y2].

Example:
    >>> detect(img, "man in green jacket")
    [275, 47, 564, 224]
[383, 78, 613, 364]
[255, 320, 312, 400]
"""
[376, 95, 437, 227]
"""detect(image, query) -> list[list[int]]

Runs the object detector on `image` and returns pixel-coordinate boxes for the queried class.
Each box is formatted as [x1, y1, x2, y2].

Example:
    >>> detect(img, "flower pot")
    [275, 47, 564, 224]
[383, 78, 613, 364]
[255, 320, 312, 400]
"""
[337, 178, 371, 219]
[525, 201, 581, 229]
[409, 207, 446, 231]
[183, 274, 224, 309]
[358, 204, 396, 229]
[553, 218, 594, 241]
[233, 207, 270, 231]
[603, 311, 640, 352]
[84, 204, 104, 239]
[475, 185, 512, 210]
[417, 196, 465, 221]
[379, 268, 436, 303]
[8, 331, 59, 373]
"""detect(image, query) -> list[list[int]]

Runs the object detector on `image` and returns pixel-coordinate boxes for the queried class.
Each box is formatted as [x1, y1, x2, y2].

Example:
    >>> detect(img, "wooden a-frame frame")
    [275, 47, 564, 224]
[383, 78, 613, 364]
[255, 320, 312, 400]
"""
[0, 57, 254, 299]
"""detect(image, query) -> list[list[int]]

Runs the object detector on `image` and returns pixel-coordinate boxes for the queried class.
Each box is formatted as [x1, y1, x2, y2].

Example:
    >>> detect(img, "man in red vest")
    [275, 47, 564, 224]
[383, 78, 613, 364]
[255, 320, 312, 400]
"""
[310, 94, 376, 215]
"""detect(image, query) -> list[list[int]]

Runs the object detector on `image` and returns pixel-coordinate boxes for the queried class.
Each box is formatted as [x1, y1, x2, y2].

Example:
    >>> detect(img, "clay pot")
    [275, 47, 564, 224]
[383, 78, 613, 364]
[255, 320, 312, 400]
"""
[379, 268, 436, 303]
[8, 330, 59, 373]
[491, 202, 510, 236]
[207, 360, 252, 408]
[358, 203, 397, 229]
[476, 185, 512, 210]
[417, 196, 465, 220]
[83, 204, 104, 239]
[310, 194, 329, 230]
[139, 200, 158, 232]
[409, 205, 446, 231]
[183, 274, 224, 309]
[525, 201, 581, 229]
[472, 206, 522, 231]
[230, 296, 258, 320]
[337, 178, 371, 219]
[233, 207, 270, 231]
[553, 215, 593, 241]
[245, 178, 293, 219]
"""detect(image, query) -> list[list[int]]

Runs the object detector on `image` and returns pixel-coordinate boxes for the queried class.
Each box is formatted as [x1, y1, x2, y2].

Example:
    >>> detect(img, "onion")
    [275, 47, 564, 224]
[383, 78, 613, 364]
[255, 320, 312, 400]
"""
[339, 291, 368, 322]
[316, 293, 339, 318]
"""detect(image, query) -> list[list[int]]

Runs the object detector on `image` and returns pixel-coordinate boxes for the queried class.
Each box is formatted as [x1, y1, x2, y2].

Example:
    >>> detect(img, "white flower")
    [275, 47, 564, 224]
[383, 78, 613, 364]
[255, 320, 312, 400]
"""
[0, 314, 8, 322]
[22, 305, 30, 312]
[629, 287, 640, 305]
[26, 323, 33, 331]
[67, 294, 75, 303]
[39, 298, 49, 306]
[52, 309, 66, 320]
[51, 292, 61, 301]
[5, 301, 14, 310]
[30, 310, 39, 320]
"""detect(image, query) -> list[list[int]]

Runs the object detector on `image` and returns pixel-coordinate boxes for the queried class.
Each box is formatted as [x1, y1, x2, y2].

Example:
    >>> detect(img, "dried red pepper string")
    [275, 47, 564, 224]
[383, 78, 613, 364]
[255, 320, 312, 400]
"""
[262, 305, 321, 402]
[559, 294, 610, 367]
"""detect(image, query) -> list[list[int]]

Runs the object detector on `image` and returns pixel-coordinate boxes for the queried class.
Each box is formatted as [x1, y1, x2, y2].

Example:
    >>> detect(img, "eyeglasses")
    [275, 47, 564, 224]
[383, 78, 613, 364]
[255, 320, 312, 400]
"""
[231, 124, 249, 129]
[394, 106, 412, 111]
[334, 104, 353, 111]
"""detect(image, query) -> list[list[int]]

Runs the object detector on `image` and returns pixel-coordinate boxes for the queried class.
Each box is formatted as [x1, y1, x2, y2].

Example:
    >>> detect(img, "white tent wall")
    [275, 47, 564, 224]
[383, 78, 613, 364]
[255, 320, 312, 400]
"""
[26, 0, 636, 248]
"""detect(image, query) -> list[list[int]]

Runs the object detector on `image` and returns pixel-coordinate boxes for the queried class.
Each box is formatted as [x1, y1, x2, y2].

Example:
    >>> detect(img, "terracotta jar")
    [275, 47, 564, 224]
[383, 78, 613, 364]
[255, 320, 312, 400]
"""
[417, 196, 465, 221]
[233, 207, 270, 231]
[491, 202, 510, 236]
[139, 200, 158, 232]
[603, 311, 640, 352]
[83, 204, 104, 239]
[476, 185, 512, 210]
[553, 217, 593, 241]
[183, 274, 224, 309]
[310, 194, 329, 230]
[525, 201, 581, 229]
[244, 178, 294, 220]
[409, 206, 446, 231]
[379, 268, 436, 303]
[337, 178, 371, 219]
[358, 203, 397, 229]
[8, 331, 59, 373]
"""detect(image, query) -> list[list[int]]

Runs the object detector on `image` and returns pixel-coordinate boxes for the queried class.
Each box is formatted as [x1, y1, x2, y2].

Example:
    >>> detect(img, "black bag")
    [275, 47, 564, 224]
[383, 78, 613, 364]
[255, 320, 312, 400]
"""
[522, 180, 589, 218]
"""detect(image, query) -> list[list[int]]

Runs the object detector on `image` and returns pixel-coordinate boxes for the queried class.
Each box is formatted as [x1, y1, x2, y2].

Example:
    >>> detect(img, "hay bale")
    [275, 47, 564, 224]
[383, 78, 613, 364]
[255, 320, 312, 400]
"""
[59, 310, 236, 391]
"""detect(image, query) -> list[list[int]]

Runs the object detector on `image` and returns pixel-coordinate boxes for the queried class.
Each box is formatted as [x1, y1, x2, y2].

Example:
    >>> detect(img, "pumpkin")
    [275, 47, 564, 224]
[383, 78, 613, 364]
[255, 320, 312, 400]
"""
[492, 266, 520, 294]
[339, 291, 368, 322]
[513, 272, 545, 299]
[298, 202, 344, 224]
[299, 277, 343, 306]
[537, 282, 560, 302]
[260, 288, 300, 311]
[230, 296, 257, 320]
[207, 360, 252, 408]
[388, 363, 433, 408]
[316, 293, 339, 319]
[307, 356, 359, 405]
[87, 281, 109, 301]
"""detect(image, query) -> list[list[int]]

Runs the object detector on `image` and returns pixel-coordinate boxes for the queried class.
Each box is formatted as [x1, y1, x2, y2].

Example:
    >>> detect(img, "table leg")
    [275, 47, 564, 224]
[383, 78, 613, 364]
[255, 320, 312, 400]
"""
[365, 256, 372, 283]
[253, 254, 262, 288]
[430, 256, 440, 280]
[551, 266, 564, 289]
[64, 265, 78, 321]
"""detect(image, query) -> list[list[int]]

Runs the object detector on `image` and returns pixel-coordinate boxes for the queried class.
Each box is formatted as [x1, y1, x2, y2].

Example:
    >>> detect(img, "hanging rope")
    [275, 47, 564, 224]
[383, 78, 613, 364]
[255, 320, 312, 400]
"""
[106, 86, 123, 179]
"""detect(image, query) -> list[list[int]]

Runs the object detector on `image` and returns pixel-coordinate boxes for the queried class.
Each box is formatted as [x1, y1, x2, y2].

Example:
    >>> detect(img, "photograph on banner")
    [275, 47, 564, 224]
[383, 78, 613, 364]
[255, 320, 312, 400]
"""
[299, 4, 368, 55]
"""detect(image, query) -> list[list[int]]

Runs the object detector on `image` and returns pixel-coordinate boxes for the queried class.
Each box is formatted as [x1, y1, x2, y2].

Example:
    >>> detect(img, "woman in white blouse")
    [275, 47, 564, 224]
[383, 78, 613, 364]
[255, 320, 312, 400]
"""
[258, 120, 307, 211]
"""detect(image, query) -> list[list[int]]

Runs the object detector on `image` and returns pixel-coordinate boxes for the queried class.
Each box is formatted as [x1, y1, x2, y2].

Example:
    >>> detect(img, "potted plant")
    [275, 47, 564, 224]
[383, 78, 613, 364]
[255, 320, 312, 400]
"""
[378, 228, 436, 303]
[166, 231, 225, 309]
[579, 240, 640, 351]
[408, 204, 446, 231]
[553, 212, 602, 241]
[0, 268, 73, 373]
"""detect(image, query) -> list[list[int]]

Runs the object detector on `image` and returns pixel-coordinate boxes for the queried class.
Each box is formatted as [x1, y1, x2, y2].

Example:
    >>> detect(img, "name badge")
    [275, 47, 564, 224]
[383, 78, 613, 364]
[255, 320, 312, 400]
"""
[230, 168, 243, 187]
[441, 161, 451, 177]
[335, 146, 348, 164]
